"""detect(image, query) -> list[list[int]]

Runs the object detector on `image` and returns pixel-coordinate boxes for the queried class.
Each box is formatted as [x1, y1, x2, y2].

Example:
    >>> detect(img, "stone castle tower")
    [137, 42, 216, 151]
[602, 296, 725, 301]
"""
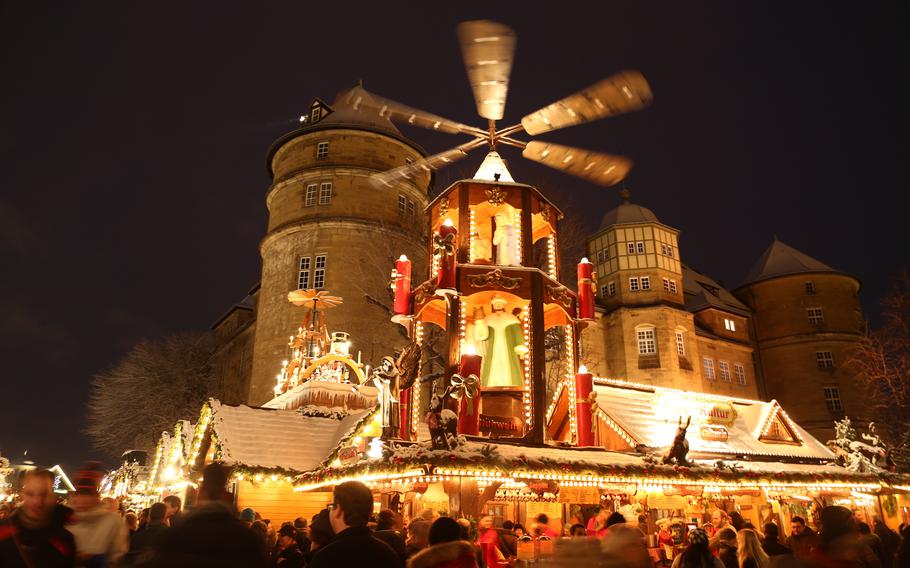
[246, 96, 430, 405]
[734, 239, 866, 440]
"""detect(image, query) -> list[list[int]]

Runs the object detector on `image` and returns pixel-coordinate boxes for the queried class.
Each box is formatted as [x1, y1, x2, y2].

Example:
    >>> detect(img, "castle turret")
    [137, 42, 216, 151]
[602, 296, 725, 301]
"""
[247, 95, 430, 405]
[735, 239, 865, 440]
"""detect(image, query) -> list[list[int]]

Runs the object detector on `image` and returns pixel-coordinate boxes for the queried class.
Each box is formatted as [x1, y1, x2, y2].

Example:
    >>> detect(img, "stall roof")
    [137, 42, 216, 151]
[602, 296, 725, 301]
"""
[209, 400, 373, 472]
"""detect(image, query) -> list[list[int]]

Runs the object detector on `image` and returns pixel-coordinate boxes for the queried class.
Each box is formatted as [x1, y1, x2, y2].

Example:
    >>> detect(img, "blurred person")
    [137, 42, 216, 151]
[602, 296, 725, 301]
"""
[873, 517, 900, 568]
[600, 523, 653, 568]
[125, 502, 168, 565]
[274, 522, 304, 568]
[807, 506, 879, 568]
[786, 516, 818, 561]
[151, 462, 268, 567]
[374, 508, 407, 563]
[407, 516, 478, 568]
[239, 508, 257, 528]
[671, 528, 725, 568]
[162, 495, 182, 527]
[418, 509, 440, 524]
[101, 497, 120, 515]
[760, 523, 791, 556]
[291, 517, 309, 551]
[710, 528, 738, 568]
[897, 525, 910, 568]
[858, 522, 885, 567]
[137, 508, 150, 533]
[729, 512, 746, 532]
[737, 528, 770, 568]
[0, 468, 76, 567]
[587, 507, 610, 538]
[251, 520, 270, 560]
[712, 510, 729, 532]
[658, 520, 675, 546]
[496, 519, 517, 557]
[477, 515, 505, 567]
[570, 524, 587, 537]
[456, 518, 473, 542]
[512, 523, 526, 538]
[125, 512, 139, 535]
[305, 508, 334, 564]
[308, 480, 400, 568]
[534, 513, 559, 538]
[68, 462, 128, 566]
[405, 519, 431, 560]
[606, 512, 626, 530]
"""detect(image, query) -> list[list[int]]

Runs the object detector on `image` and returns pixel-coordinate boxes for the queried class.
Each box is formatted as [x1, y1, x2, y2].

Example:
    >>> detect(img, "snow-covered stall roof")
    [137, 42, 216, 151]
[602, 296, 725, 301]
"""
[590, 378, 833, 461]
[262, 380, 378, 412]
[209, 400, 373, 472]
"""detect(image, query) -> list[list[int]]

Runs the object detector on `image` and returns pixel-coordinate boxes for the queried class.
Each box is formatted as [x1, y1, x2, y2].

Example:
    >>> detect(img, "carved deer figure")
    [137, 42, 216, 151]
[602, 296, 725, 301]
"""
[663, 416, 692, 466]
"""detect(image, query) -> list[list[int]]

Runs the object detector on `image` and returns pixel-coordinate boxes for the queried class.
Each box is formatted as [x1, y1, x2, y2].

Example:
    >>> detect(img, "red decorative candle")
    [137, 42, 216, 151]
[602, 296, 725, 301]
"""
[436, 219, 457, 289]
[455, 344, 482, 435]
[392, 254, 412, 315]
[577, 257, 595, 320]
[575, 365, 595, 447]
[398, 387, 411, 440]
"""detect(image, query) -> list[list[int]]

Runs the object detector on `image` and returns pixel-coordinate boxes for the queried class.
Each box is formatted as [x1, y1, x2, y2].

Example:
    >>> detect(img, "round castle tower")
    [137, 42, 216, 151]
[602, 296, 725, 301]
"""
[247, 96, 430, 405]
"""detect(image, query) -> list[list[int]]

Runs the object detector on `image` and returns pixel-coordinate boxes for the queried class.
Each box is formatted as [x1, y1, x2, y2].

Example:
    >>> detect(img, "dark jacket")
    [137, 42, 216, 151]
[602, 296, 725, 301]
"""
[308, 525, 400, 568]
[0, 504, 76, 568]
[408, 541, 479, 568]
[716, 543, 738, 568]
[762, 537, 792, 557]
[274, 544, 305, 568]
[151, 501, 268, 568]
[787, 528, 819, 560]
[495, 528, 517, 558]
[374, 529, 407, 566]
[125, 520, 168, 565]
[874, 523, 900, 568]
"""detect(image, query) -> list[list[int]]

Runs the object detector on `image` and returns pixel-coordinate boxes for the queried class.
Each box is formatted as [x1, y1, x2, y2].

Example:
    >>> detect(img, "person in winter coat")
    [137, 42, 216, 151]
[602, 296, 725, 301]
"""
[873, 517, 900, 568]
[671, 528, 724, 568]
[274, 523, 304, 568]
[374, 508, 407, 565]
[786, 516, 818, 562]
[807, 506, 880, 568]
[760, 523, 792, 557]
[710, 528, 739, 568]
[0, 469, 76, 568]
[67, 463, 128, 566]
[405, 519, 431, 561]
[308, 481, 400, 568]
[124, 502, 168, 565]
[408, 516, 478, 568]
[304, 508, 334, 565]
[737, 529, 771, 568]
[151, 463, 268, 568]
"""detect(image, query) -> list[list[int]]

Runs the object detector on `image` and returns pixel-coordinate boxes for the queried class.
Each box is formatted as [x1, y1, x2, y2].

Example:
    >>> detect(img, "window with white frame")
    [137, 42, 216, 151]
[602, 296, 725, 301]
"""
[636, 241, 645, 254]
[311, 107, 322, 122]
[626, 242, 636, 255]
[669, 279, 678, 293]
[724, 318, 736, 332]
[734, 362, 746, 385]
[313, 255, 327, 289]
[824, 386, 843, 412]
[719, 360, 731, 382]
[805, 281, 816, 294]
[305, 184, 318, 207]
[637, 327, 656, 355]
[640, 276, 651, 290]
[675, 331, 686, 357]
[608, 281, 616, 296]
[808, 307, 824, 325]
[663, 278, 671, 292]
[297, 257, 311, 289]
[816, 351, 835, 369]
[629, 277, 640, 291]
[319, 182, 333, 205]
[703, 357, 716, 380]
[316, 141, 329, 159]
[597, 249, 610, 263]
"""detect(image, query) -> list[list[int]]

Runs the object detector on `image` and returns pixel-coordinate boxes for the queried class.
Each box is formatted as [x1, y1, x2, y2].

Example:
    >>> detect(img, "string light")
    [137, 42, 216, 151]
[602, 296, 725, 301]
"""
[413, 322, 424, 434]
[564, 324, 578, 441]
[469, 208, 476, 262]
[548, 233, 558, 279]
[514, 209, 523, 264]
[521, 306, 532, 425]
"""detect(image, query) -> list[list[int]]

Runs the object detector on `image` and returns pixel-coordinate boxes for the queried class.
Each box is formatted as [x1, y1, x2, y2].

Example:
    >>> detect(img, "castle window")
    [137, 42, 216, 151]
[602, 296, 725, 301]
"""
[597, 249, 610, 263]
[660, 243, 668, 255]
[407, 199, 416, 218]
[316, 141, 329, 159]
[663, 278, 670, 291]
[816, 350, 835, 369]
[675, 331, 686, 357]
[405, 157, 414, 165]
[637, 327, 656, 355]
[824, 386, 843, 412]
[629, 277, 640, 291]
[719, 360, 731, 382]
[398, 195, 407, 215]
[667, 245, 674, 258]
[808, 307, 825, 325]
[627, 242, 636, 255]
[703, 357, 716, 380]
[640, 276, 651, 290]
[297, 257, 311, 289]
[305, 184, 318, 207]
[669, 280, 678, 294]
[734, 362, 746, 385]
[636, 241, 645, 254]
[608, 281, 616, 296]
[319, 182, 333, 205]
[724, 318, 736, 332]
[600, 284, 609, 298]
[313, 255, 327, 289]
[805, 281, 816, 294]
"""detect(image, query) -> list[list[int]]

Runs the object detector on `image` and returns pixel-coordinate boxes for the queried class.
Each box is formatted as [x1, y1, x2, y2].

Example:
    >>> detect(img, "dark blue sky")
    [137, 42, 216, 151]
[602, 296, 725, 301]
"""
[2, 2, 908, 474]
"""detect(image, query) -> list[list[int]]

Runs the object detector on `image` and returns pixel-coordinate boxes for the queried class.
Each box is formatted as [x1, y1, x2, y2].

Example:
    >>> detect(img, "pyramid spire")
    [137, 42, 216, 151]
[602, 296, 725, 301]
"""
[472, 151, 514, 183]
[738, 239, 837, 288]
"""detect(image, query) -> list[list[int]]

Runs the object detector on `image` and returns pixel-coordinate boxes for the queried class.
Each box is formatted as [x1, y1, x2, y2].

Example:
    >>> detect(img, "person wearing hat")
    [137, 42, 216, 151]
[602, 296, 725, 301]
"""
[274, 522, 305, 568]
[672, 528, 725, 568]
[67, 461, 128, 565]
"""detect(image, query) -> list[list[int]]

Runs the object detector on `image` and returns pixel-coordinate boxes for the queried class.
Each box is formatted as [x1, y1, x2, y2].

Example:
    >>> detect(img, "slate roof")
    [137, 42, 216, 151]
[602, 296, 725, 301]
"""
[208, 400, 373, 472]
[683, 265, 751, 317]
[598, 201, 660, 231]
[590, 379, 833, 461]
[317, 86, 403, 137]
[738, 239, 839, 288]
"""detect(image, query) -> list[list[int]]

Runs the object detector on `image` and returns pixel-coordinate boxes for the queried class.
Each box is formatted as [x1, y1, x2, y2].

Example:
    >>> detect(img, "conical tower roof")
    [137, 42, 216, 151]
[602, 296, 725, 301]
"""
[320, 86, 403, 137]
[472, 151, 514, 183]
[738, 239, 838, 288]
[598, 189, 659, 230]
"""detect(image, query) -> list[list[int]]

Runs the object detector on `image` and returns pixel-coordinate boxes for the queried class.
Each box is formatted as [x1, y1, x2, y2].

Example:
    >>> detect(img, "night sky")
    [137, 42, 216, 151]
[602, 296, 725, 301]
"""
[2, 2, 908, 475]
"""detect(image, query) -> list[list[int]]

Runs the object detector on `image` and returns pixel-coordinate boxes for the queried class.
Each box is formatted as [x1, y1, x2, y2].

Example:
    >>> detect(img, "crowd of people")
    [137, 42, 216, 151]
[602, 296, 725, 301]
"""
[2, 462, 909, 568]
